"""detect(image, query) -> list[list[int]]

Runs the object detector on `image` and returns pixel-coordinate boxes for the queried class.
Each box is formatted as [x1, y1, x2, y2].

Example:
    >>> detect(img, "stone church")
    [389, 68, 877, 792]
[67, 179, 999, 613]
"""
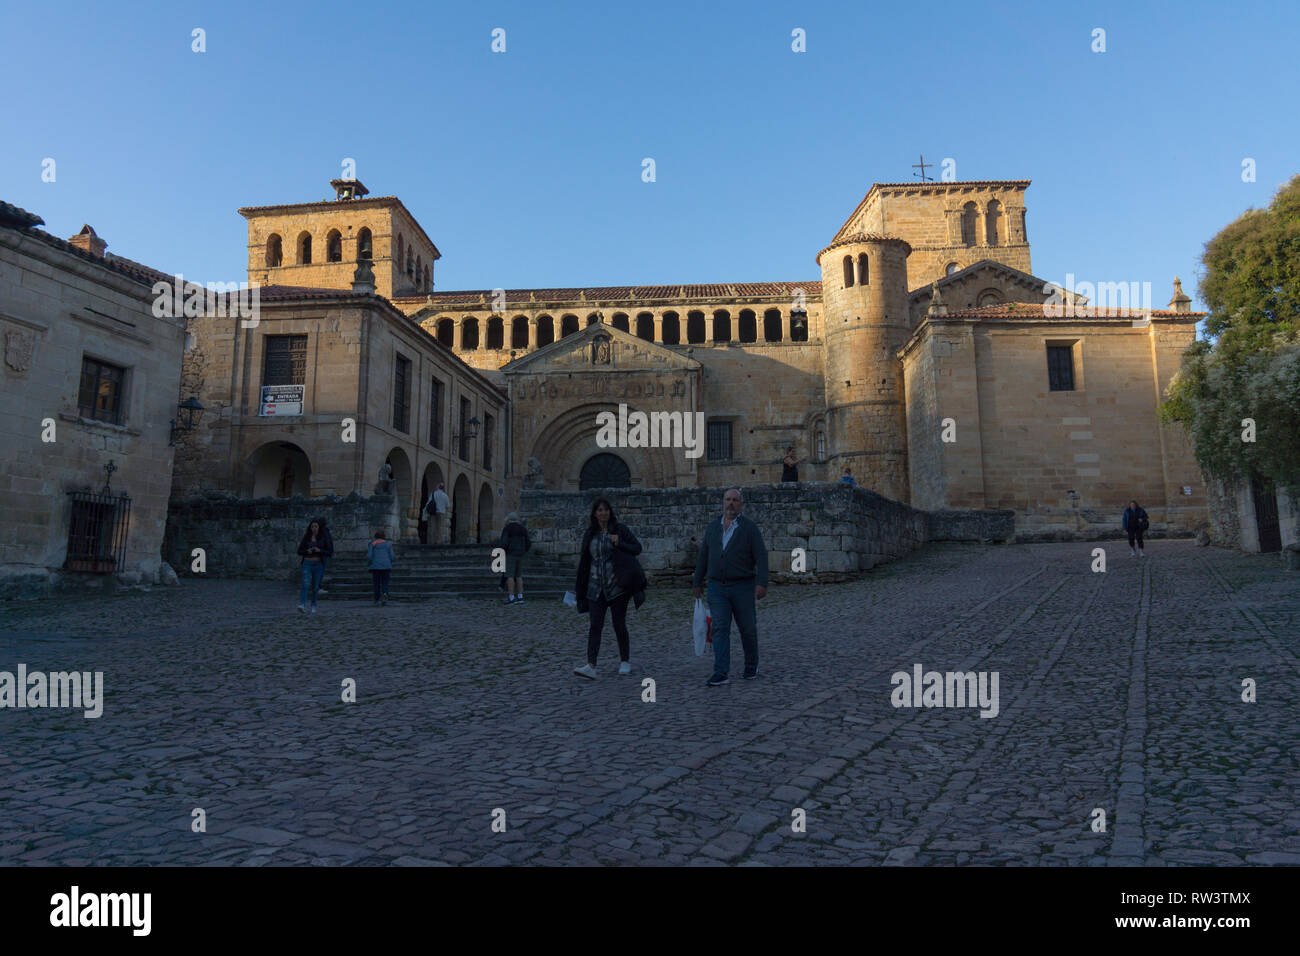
[236, 176, 1208, 539]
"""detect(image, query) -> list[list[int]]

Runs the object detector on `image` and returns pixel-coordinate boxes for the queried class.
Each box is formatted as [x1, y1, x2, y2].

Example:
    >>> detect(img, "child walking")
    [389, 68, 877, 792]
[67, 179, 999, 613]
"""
[367, 529, 396, 605]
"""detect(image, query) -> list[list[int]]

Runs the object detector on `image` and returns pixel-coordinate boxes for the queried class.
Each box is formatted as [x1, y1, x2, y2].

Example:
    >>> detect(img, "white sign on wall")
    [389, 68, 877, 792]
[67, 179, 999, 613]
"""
[260, 384, 304, 417]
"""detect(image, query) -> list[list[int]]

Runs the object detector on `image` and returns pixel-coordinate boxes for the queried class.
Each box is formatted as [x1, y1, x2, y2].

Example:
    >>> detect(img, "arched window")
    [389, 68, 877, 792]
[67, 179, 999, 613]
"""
[763, 308, 782, 342]
[265, 234, 282, 267]
[857, 253, 869, 285]
[842, 255, 854, 288]
[738, 309, 757, 343]
[612, 312, 630, 332]
[536, 315, 555, 347]
[712, 310, 731, 343]
[436, 319, 455, 348]
[661, 311, 680, 345]
[945, 261, 959, 276]
[415, 255, 423, 287]
[1021, 209, 1028, 242]
[511, 316, 529, 349]
[586, 312, 601, 327]
[978, 289, 1003, 307]
[687, 311, 706, 344]
[326, 229, 342, 262]
[406, 250, 414, 282]
[486, 316, 504, 349]
[297, 231, 312, 265]
[462, 317, 479, 350]
[356, 228, 372, 261]
[396, 235, 404, 270]
[561, 314, 579, 337]
[790, 309, 809, 342]
[961, 202, 978, 247]
[985, 200, 1002, 247]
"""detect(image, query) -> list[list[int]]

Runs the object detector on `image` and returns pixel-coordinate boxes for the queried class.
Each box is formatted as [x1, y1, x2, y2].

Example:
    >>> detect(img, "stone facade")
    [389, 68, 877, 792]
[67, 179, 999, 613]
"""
[163, 491, 395, 579]
[0, 204, 186, 597]
[1205, 474, 1300, 559]
[172, 285, 507, 544]
[900, 304, 1207, 538]
[517, 484, 1012, 583]
[224, 176, 1211, 542]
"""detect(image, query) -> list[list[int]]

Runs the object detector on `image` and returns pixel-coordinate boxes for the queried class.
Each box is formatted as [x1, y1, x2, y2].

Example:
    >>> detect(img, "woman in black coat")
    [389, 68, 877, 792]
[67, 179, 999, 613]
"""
[296, 517, 334, 612]
[573, 498, 645, 679]
[1122, 500, 1149, 557]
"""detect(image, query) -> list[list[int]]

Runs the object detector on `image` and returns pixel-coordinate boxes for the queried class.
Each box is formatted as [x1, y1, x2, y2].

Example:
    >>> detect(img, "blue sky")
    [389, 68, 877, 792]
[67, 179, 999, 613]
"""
[4, 0, 1297, 313]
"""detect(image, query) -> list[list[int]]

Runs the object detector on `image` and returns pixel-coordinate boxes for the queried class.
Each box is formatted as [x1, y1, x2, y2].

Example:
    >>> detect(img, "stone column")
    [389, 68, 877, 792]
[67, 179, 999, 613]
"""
[455, 318, 465, 350]
[528, 316, 538, 349]
[653, 314, 663, 342]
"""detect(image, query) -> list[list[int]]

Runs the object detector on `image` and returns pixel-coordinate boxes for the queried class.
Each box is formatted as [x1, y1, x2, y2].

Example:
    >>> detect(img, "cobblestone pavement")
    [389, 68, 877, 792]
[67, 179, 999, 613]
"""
[1, 540, 1296, 866]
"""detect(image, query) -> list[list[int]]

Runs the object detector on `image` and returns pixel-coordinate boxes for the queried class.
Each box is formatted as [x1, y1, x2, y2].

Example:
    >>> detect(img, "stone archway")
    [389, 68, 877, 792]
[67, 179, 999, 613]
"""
[245, 441, 311, 498]
[384, 448, 414, 540]
[477, 482, 495, 543]
[419, 461, 446, 544]
[527, 402, 682, 491]
[579, 453, 631, 490]
[451, 474, 472, 543]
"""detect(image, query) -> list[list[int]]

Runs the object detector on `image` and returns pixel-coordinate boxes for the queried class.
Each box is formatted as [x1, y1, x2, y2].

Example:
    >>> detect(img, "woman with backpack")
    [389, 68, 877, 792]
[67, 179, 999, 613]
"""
[499, 512, 531, 605]
[1122, 500, 1150, 557]
[573, 498, 646, 679]
[297, 517, 334, 612]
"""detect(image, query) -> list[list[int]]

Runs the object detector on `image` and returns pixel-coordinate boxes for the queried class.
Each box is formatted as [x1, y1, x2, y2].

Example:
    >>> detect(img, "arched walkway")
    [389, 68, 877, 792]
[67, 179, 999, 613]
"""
[477, 482, 495, 543]
[245, 441, 311, 498]
[419, 461, 446, 543]
[384, 447, 413, 540]
[451, 474, 472, 544]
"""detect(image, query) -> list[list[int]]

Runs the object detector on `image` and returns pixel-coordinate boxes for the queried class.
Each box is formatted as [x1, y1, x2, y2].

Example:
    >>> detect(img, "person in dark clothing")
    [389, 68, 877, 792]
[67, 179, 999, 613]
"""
[1122, 500, 1150, 557]
[367, 528, 396, 606]
[573, 499, 645, 679]
[781, 446, 805, 482]
[693, 488, 768, 685]
[499, 512, 531, 604]
[297, 517, 334, 613]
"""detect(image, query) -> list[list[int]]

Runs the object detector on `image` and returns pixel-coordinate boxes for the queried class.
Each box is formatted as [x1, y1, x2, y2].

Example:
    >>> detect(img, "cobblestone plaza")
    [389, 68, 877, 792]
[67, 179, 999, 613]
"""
[1, 540, 1295, 866]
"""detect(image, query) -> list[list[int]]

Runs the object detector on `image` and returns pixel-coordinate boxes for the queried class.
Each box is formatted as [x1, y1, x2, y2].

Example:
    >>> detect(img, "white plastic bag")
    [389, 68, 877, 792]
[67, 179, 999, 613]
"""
[563, 591, 577, 607]
[693, 598, 712, 656]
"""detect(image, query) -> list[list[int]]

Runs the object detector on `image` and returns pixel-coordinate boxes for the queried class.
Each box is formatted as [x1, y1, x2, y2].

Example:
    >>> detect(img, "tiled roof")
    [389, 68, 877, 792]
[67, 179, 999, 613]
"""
[394, 281, 823, 306]
[816, 232, 911, 264]
[104, 253, 173, 287]
[937, 302, 1205, 320]
[0, 200, 45, 229]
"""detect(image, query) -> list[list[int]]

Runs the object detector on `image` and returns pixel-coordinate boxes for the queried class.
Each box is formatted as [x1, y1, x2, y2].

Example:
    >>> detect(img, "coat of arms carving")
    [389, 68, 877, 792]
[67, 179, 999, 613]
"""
[4, 329, 35, 372]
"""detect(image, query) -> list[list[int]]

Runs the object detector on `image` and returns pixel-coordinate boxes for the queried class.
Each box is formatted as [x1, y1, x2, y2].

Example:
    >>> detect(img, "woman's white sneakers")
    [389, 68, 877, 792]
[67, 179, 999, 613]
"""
[573, 664, 597, 679]
[618, 661, 632, 675]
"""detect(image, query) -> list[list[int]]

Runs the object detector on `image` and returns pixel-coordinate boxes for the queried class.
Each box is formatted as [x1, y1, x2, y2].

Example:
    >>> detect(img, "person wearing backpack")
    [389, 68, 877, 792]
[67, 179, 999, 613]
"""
[499, 512, 531, 605]
[1122, 500, 1150, 557]
[367, 528, 396, 605]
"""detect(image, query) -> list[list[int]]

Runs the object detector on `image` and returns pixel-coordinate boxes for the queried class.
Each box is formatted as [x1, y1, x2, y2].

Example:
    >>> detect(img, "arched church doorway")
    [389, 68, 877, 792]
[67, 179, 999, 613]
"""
[579, 453, 631, 490]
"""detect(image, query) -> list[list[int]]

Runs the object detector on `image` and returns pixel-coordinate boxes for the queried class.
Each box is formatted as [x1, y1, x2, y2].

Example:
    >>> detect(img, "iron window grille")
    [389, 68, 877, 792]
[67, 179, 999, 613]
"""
[263, 334, 307, 387]
[64, 490, 131, 573]
[1047, 346, 1075, 391]
[707, 421, 733, 461]
[393, 354, 411, 433]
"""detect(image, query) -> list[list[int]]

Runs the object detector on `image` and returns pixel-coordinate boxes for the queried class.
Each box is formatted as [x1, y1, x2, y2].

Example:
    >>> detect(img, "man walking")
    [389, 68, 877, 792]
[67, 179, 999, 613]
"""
[426, 483, 452, 545]
[693, 488, 768, 686]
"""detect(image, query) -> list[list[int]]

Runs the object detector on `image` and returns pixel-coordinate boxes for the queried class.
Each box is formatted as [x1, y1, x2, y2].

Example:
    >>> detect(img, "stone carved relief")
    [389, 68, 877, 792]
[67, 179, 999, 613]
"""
[4, 329, 35, 372]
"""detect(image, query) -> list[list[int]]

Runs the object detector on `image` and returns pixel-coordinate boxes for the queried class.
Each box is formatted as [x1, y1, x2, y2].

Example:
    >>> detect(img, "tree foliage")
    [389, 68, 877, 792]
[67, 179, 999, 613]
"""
[1161, 175, 1300, 494]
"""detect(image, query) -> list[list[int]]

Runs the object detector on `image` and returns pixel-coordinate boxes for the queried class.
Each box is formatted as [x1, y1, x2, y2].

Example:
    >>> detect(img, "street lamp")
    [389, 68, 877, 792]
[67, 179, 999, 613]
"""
[169, 396, 205, 446]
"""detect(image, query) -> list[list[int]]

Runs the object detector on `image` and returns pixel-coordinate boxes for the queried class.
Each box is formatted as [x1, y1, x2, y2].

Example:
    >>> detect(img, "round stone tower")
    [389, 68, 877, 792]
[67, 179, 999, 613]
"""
[816, 233, 912, 501]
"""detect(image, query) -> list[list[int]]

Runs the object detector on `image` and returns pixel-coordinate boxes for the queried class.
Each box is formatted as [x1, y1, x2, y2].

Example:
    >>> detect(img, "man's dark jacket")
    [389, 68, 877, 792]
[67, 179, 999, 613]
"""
[575, 522, 646, 612]
[499, 522, 531, 556]
[693, 514, 768, 588]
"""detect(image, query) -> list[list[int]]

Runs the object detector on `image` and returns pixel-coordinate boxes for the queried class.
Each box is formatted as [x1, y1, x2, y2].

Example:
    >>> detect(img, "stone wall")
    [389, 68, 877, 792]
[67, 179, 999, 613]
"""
[163, 492, 396, 578]
[518, 483, 1013, 583]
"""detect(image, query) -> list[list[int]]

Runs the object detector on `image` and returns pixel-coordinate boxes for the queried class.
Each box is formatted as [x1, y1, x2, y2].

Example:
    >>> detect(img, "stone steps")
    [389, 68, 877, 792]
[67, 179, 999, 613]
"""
[322, 544, 573, 601]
